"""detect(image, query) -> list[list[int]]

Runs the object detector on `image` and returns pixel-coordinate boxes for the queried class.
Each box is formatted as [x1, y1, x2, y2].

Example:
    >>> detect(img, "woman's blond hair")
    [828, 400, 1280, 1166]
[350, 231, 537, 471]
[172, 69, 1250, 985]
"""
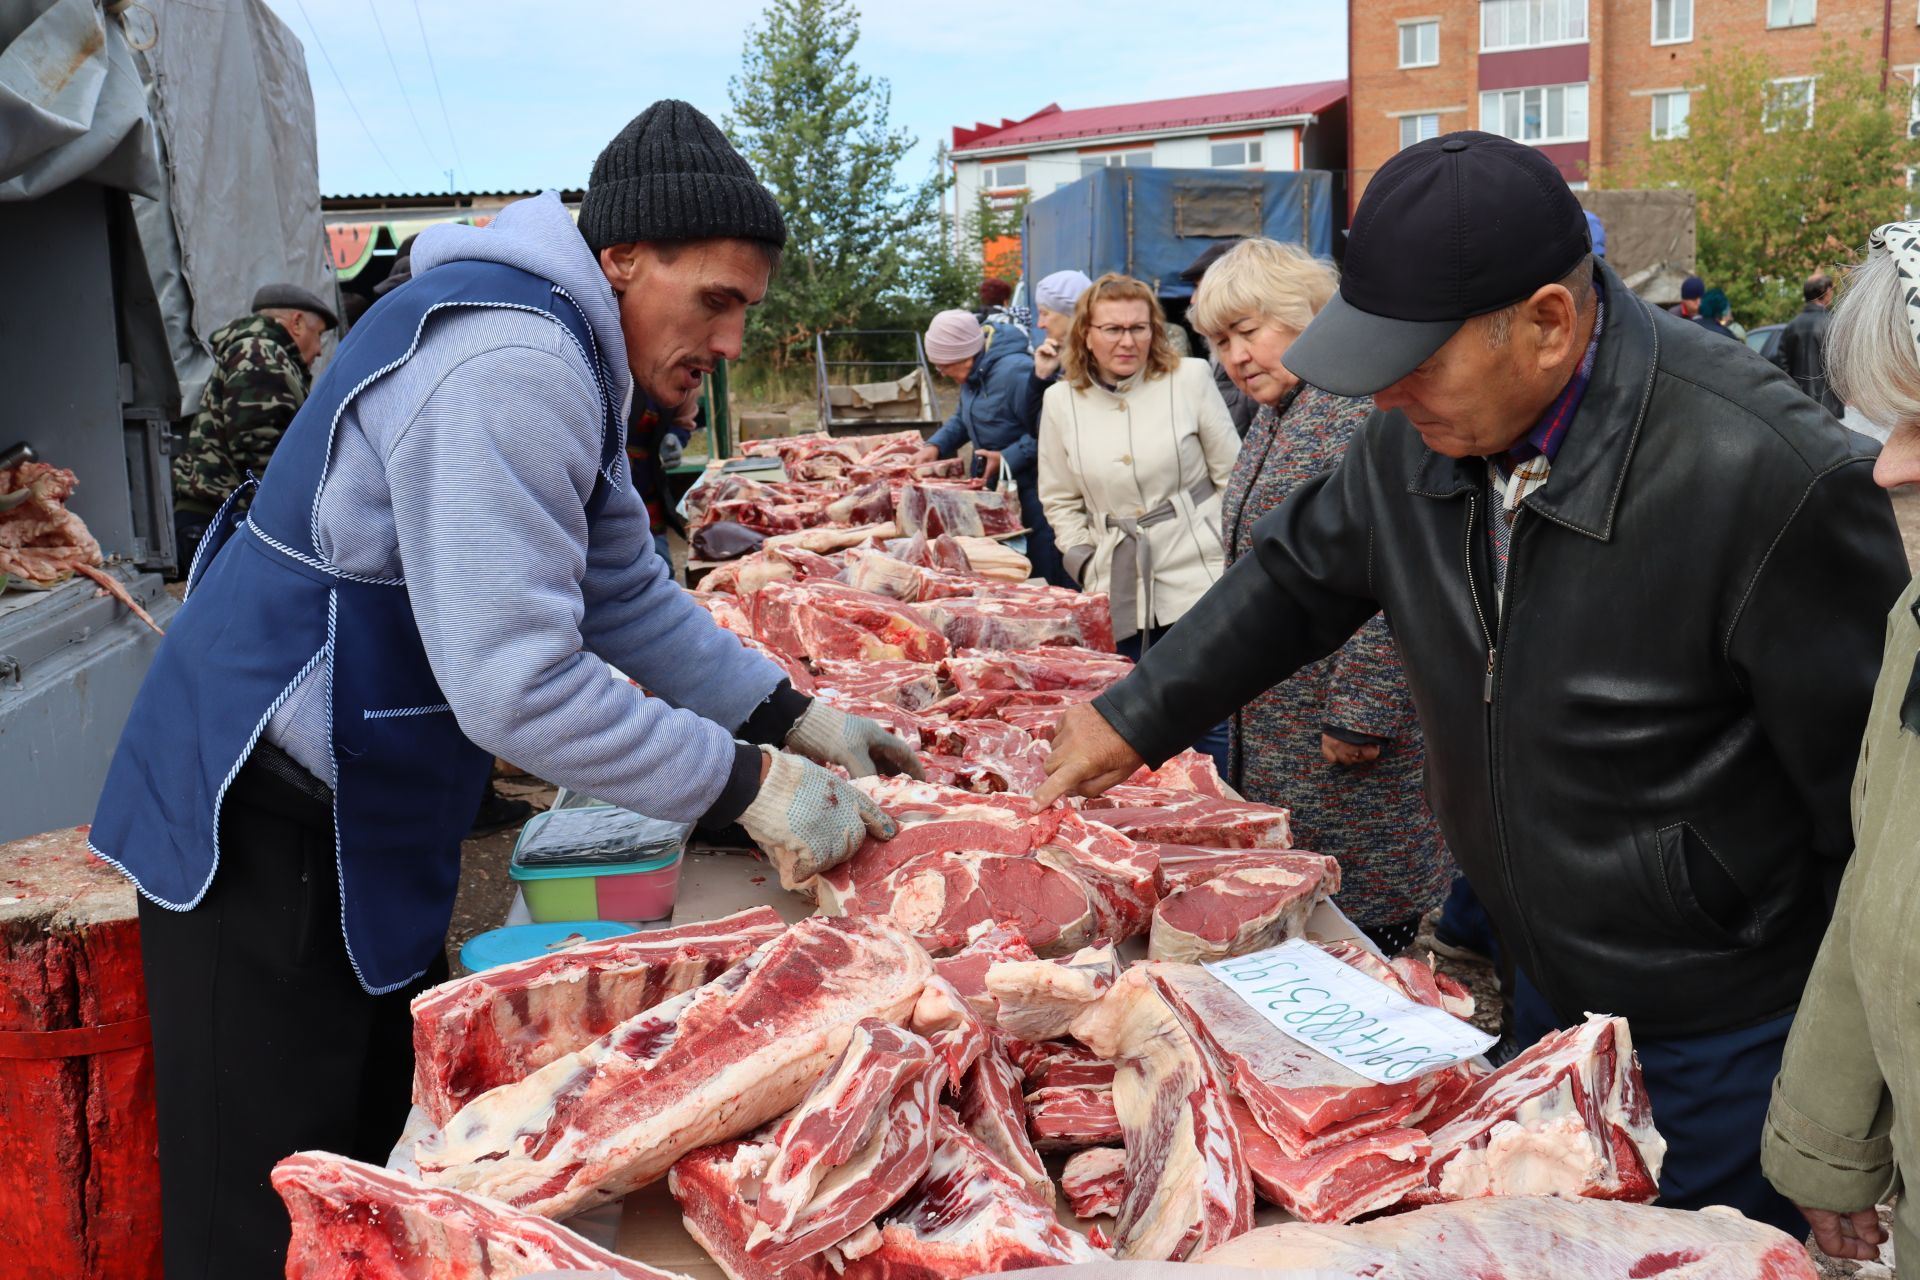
[1188, 237, 1337, 340]
[1063, 273, 1182, 390]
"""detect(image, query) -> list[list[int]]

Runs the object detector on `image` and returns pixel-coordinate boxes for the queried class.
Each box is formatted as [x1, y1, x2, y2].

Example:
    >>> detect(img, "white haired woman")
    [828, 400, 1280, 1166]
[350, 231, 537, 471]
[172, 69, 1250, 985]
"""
[1761, 222, 1920, 1267]
[1037, 272, 1240, 775]
[1189, 238, 1451, 954]
[1031, 269, 1092, 383]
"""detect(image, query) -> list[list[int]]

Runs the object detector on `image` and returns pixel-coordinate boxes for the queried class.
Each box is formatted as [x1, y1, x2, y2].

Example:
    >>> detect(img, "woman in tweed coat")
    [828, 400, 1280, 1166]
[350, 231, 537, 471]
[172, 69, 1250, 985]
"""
[1189, 238, 1452, 953]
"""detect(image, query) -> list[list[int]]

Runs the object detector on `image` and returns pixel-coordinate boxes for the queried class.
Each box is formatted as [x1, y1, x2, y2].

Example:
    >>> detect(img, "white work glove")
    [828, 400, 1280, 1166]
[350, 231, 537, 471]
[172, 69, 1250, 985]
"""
[785, 699, 926, 780]
[739, 749, 898, 889]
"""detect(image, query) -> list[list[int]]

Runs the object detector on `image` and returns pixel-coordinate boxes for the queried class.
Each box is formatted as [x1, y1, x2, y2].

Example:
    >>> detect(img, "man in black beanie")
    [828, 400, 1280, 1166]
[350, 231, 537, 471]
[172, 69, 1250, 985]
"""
[102, 99, 923, 1277]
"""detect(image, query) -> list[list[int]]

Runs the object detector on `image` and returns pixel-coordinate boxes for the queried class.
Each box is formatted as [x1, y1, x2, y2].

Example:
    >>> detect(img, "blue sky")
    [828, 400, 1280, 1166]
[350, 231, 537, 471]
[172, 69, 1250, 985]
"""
[260, 1, 1347, 197]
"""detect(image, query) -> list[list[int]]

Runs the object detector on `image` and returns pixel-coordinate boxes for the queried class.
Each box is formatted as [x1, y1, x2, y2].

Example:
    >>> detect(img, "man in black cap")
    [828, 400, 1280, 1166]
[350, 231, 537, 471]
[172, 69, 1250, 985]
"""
[101, 100, 919, 1277]
[171, 282, 337, 566]
[1038, 131, 1906, 1232]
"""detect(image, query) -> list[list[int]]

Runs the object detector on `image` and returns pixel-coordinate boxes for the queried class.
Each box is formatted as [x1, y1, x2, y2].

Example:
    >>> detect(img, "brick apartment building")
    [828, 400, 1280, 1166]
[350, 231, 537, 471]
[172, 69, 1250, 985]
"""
[1349, 0, 1920, 208]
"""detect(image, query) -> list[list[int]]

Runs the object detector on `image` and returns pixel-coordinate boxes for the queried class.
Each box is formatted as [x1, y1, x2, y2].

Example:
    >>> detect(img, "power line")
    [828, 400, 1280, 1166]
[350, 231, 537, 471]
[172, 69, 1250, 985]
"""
[409, 0, 468, 187]
[290, 0, 405, 187]
[367, 0, 443, 174]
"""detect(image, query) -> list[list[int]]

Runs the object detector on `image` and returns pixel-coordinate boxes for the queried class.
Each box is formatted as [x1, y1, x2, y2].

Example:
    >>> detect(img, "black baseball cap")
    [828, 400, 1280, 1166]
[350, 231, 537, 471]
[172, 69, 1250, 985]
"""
[1283, 131, 1591, 397]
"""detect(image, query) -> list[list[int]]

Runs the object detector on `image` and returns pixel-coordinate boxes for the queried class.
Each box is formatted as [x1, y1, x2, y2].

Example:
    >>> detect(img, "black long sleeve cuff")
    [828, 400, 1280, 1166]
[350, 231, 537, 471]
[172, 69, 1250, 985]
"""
[738, 681, 810, 747]
[699, 741, 766, 831]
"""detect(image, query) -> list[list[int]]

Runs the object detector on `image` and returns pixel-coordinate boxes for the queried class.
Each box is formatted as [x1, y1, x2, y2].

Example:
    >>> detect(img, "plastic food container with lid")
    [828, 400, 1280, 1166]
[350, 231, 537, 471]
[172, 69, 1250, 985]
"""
[508, 804, 691, 924]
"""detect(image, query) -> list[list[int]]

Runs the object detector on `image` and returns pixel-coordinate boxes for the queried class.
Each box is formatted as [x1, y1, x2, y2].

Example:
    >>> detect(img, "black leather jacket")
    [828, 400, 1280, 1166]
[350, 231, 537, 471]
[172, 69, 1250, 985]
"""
[1773, 302, 1844, 417]
[1096, 260, 1907, 1039]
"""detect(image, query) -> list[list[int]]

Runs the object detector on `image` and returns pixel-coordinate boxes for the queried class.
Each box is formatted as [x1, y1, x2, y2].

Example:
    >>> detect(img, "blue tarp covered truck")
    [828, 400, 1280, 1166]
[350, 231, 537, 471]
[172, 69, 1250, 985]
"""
[1020, 166, 1337, 304]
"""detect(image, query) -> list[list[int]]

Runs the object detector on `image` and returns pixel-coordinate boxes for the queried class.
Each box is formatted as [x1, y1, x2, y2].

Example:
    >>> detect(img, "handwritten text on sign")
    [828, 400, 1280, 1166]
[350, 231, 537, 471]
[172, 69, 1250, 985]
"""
[1204, 939, 1496, 1085]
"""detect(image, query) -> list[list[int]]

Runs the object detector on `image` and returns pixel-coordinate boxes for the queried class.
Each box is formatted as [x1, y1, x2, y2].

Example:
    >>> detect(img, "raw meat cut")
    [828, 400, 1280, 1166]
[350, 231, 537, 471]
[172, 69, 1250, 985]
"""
[747, 1020, 943, 1271]
[410, 907, 787, 1124]
[940, 646, 1134, 693]
[882, 531, 975, 575]
[672, 1109, 1103, 1280]
[851, 774, 1038, 818]
[827, 480, 897, 526]
[1025, 1084, 1122, 1150]
[947, 535, 1033, 580]
[896, 483, 1023, 537]
[922, 687, 1093, 721]
[1232, 1098, 1431, 1224]
[272, 1151, 684, 1280]
[910, 976, 991, 1088]
[751, 579, 949, 665]
[1150, 963, 1458, 1158]
[998, 704, 1071, 742]
[1061, 1148, 1128, 1219]
[840, 548, 982, 603]
[693, 590, 755, 635]
[1125, 749, 1233, 798]
[702, 545, 844, 597]
[845, 849, 1100, 956]
[919, 592, 1115, 654]
[918, 751, 1047, 795]
[1194, 1195, 1821, 1280]
[1041, 813, 1162, 944]
[808, 800, 1037, 912]
[812, 658, 943, 711]
[984, 944, 1121, 1042]
[1151, 847, 1340, 897]
[808, 692, 928, 746]
[1080, 791, 1293, 849]
[957, 1038, 1052, 1205]
[706, 497, 830, 535]
[1069, 966, 1253, 1260]
[1147, 862, 1335, 965]
[763, 522, 899, 555]
[414, 916, 934, 1219]
[933, 923, 1041, 1020]
[1408, 1013, 1665, 1206]
[1011, 1038, 1117, 1091]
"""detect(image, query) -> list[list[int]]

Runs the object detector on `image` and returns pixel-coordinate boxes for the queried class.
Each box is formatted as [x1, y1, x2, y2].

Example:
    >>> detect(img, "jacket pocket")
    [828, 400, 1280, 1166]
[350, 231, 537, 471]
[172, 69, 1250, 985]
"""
[1652, 821, 1754, 947]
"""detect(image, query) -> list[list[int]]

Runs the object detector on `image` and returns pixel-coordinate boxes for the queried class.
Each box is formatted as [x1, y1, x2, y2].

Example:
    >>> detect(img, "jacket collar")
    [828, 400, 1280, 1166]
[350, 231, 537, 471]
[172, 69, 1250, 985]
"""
[1405, 258, 1657, 540]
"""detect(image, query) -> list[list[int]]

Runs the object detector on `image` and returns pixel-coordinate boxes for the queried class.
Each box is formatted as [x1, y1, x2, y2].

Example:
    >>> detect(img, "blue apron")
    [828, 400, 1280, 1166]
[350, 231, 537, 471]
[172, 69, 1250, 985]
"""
[91, 260, 621, 993]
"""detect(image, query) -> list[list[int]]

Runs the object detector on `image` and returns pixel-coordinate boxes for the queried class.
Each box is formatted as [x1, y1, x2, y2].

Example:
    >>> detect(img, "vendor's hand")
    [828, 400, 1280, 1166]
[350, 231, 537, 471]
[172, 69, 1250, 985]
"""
[913, 444, 941, 465]
[1033, 338, 1062, 381]
[1321, 733, 1382, 766]
[786, 699, 926, 780]
[739, 749, 898, 890]
[1035, 703, 1146, 808]
[977, 449, 1003, 488]
[1800, 1206, 1886, 1262]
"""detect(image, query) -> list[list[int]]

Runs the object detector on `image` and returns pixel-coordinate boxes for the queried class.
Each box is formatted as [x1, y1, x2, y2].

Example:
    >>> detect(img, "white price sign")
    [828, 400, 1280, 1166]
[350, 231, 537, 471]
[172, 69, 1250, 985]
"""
[1204, 939, 1496, 1085]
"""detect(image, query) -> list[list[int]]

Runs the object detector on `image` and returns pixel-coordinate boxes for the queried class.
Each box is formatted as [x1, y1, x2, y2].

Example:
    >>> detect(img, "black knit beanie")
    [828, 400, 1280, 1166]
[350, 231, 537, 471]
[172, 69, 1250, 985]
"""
[578, 100, 787, 253]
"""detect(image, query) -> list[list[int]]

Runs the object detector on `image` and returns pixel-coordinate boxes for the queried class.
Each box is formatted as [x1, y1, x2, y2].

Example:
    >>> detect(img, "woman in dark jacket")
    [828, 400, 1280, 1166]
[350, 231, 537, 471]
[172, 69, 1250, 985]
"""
[1189, 238, 1452, 954]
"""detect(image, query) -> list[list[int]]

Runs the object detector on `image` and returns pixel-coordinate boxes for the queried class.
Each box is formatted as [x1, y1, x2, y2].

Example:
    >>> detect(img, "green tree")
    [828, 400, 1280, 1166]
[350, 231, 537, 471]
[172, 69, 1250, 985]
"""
[726, 0, 946, 366]
[1602, 35, 1917, 325]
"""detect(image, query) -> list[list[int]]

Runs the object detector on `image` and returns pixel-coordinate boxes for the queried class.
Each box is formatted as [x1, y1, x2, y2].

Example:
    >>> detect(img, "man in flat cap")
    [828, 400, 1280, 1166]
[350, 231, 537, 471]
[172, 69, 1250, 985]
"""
[1039, 132, 1906, 1233]
[99, 100, 918, 1276]
[170, 282, 337, 562]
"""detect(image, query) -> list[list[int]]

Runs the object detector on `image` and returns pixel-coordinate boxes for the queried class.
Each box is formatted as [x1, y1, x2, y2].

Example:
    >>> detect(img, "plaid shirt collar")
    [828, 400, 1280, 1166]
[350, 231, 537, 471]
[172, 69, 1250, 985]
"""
[1491, 272, 1607, 513]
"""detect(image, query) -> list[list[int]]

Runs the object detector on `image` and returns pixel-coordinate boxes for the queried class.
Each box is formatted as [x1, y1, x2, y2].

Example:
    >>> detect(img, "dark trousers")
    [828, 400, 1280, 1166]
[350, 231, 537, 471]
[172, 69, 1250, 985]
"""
[1015, 482, 1070, 589]
[1510, 966, 1800, 1236]
[138, 753, 447, 1278]
[1117, 626, 1232, 779]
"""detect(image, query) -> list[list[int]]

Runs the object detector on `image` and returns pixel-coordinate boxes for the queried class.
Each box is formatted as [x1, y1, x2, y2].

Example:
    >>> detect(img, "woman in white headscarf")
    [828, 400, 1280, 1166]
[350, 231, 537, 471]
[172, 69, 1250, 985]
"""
[1761, 221, 1920, 1268]
[1031, 269, 1092, 382]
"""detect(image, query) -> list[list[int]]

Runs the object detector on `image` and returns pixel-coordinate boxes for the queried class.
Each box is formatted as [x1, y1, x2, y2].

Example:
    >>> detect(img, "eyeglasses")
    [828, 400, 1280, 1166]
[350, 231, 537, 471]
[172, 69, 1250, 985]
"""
[1091, 324, 1152, 341]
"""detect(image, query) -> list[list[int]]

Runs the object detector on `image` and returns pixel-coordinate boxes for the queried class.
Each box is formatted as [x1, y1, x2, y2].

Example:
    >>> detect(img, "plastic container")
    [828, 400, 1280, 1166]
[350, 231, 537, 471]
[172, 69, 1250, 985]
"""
[509, 804, 690, 923]
[459, 920, 635, 972]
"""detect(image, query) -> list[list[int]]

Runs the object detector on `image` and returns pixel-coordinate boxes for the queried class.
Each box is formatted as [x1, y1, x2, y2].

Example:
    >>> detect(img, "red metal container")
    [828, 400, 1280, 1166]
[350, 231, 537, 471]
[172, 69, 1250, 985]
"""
[0, 825, 160, 1278]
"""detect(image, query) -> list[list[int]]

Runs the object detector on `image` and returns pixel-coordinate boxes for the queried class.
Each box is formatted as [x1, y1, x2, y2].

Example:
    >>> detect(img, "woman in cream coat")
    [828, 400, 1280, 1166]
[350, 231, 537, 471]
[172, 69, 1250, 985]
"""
[1038, 272, 1240, 772]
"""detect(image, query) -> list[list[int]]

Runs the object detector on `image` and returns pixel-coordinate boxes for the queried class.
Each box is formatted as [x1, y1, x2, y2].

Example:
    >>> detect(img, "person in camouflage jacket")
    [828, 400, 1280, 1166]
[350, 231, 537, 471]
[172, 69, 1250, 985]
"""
[172, 286, 336, 563]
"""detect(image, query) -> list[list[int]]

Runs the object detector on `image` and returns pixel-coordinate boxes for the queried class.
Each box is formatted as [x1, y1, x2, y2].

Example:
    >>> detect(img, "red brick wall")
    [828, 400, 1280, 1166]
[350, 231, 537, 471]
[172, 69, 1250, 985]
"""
[1349, 0, 1481, 208]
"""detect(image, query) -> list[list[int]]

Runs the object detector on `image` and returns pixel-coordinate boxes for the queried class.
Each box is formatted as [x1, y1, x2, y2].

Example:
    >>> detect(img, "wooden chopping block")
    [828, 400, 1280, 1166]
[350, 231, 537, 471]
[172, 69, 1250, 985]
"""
[0, 826, 161, 1279]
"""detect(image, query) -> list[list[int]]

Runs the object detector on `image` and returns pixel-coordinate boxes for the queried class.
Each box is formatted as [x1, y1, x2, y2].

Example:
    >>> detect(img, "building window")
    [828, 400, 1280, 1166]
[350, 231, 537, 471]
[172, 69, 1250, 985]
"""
[1651, 90, 1691, 139]
[1080, 150, 1150, 176]
[1481, 0, 1588, 51]
[1764, 77, 1815, 131]
[1399, 19, 1440, 67]
[1399, 114, 1442, 149]
[1209, 139, 1264, 167]
[1479, 83, 1590, 144]
[981, 161, 1027, 189]
[1653, 0, 1691, 42]
[1766, 0, 1815, 27]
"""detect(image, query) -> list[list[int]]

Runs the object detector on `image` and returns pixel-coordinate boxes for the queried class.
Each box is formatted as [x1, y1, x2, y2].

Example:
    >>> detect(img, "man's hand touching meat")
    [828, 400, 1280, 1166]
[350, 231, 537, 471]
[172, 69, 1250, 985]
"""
[1034, 703, 1146, 808]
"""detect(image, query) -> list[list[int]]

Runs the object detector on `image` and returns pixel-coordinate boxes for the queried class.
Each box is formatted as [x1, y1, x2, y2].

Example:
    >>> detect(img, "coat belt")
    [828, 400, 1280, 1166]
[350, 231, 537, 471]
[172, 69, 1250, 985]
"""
[1100, 473, 1216, 647]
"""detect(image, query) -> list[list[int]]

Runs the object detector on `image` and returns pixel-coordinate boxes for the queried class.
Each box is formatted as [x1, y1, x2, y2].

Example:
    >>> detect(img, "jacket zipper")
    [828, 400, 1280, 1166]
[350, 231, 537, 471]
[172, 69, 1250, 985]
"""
[1465, 490, 1548, 1004]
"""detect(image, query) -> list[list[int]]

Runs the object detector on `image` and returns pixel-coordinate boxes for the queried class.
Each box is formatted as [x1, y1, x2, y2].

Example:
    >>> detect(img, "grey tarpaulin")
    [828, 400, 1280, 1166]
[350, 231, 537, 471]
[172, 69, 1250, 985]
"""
[0, 0, 333, 415]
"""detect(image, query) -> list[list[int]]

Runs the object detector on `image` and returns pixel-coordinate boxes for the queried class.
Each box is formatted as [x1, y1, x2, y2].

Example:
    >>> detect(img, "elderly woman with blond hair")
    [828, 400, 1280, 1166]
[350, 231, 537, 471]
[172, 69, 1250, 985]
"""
[1188, 237, 1451, 954]
[1037, 272, 1240, 774]
[1762, 221, 1920, 1268]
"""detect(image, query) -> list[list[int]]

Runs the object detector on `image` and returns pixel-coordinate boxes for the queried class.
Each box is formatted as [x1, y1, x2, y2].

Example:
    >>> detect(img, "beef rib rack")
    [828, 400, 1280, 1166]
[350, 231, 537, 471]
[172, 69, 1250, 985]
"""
[1147, 860, 1336, 965]
[409, 907, 786, 1124]
[273, 1151, 687, 1280]
[1194, 1195, 1821, 1280]
[414, 916, 933, 1219]
[1061, 1147, 1128, 1220]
